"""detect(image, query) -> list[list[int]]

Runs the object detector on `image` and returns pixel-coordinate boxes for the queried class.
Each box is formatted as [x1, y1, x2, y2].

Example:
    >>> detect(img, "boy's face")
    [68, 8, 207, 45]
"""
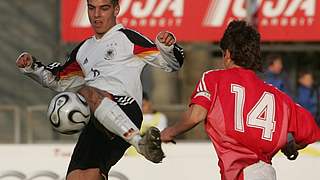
[299, 74, 314, 88]
[270, 59, 283, 74]
[87, 0, 119, 39]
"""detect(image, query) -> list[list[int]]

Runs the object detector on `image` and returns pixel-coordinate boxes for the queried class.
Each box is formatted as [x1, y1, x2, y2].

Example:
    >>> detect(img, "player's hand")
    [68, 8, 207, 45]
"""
[157, 31, 175, 46]
[160, 127, 176, 143]
[16, 52, 33, 68]
[281, 140, 299, 160]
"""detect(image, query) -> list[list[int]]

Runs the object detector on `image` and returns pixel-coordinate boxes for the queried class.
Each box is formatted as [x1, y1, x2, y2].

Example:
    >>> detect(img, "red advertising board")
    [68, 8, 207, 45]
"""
[61, 0, 320, 43]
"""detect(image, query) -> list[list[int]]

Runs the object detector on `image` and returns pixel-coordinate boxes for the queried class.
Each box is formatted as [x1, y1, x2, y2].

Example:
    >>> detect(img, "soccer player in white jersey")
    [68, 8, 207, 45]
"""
[16, 0, 184, 179]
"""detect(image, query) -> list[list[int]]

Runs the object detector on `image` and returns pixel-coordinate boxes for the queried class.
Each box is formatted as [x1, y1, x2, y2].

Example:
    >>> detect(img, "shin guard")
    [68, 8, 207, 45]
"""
[94, 98, 140, 142]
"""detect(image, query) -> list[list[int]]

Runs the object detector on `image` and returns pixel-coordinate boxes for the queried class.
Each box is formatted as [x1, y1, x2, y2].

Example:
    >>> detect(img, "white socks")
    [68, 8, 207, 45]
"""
[94, 98, 141, 151]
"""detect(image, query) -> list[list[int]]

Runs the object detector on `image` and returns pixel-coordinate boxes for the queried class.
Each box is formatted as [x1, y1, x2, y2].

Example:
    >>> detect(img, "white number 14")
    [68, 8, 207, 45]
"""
[231, 84, 276, 141]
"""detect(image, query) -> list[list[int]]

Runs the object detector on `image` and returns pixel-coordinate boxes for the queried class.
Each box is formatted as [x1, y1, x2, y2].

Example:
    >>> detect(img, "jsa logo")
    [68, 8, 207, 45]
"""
[72, 0, 184, 28]
[204, 0, 315, 27]
[118, 0, 184, 18]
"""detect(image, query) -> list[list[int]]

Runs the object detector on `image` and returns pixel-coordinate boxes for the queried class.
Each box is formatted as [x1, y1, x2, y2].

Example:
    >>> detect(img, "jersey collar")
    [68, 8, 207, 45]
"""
[93, 24, 124, 41]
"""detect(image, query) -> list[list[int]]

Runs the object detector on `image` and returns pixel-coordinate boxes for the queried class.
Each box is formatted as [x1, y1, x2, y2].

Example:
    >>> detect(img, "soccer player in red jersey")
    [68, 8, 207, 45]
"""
[161, 20, 320, 180]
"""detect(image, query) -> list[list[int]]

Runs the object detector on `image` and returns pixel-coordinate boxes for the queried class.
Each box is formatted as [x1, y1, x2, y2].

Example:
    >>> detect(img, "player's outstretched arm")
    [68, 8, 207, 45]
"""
[16, 52, 85, 92]
[291, 103, 320, 144]
[283, 101, 320, 160]
[119, 28, 184, 72]
[161, 104, 207, 143]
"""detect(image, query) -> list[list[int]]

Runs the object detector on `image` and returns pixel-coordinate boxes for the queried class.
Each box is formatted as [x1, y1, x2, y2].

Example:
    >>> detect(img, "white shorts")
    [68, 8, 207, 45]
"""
[243, 161, 276, 180]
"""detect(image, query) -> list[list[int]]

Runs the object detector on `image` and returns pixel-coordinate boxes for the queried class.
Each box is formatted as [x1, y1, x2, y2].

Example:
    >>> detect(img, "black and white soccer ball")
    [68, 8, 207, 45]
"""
[47, 92, 91, 134]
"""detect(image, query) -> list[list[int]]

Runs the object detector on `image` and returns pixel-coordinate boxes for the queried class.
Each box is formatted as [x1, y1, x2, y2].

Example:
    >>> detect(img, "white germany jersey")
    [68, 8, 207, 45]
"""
[19, 24, 184, 107]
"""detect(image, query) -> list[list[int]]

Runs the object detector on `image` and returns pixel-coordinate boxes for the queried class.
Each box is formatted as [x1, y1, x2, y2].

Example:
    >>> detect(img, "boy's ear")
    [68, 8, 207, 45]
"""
[114, 4, 120, 16]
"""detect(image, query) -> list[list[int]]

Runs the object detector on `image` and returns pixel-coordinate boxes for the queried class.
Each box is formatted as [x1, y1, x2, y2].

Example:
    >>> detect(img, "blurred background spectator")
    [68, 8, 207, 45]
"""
[263, 54, 292, 96]
[296, 70, 320, 126]
[140, 92, 168, 134]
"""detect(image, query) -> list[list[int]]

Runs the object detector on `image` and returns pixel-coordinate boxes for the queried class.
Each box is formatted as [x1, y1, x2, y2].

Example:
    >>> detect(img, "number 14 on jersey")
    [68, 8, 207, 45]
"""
[231, 84, 276, 141]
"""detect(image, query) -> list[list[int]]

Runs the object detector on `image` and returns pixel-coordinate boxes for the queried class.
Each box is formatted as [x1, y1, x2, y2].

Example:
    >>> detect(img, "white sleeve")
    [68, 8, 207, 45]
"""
[119, 29, 184, 72]
[18, 56, 85, 92]
[148, 34, 184, 72]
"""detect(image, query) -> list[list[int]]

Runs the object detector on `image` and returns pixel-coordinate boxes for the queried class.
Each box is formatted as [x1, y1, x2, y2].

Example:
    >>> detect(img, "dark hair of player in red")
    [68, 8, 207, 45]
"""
[220, 20, 263, 72]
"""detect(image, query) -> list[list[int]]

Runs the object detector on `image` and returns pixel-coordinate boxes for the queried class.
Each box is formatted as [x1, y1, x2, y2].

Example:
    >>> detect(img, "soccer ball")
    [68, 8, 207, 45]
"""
[47, 92, 91, 134]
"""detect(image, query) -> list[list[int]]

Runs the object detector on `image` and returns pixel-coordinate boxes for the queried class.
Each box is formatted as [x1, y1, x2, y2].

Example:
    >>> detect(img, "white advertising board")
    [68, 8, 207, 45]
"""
[0, 142, 319, 180]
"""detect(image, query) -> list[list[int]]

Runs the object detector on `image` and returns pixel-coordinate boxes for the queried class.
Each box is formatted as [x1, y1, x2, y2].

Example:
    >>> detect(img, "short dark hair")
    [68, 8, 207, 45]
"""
[220, 20, 262, 72]
[266, 54, 282, 67]
[298, 69, 313, 79]
[87, 0, 119, 6]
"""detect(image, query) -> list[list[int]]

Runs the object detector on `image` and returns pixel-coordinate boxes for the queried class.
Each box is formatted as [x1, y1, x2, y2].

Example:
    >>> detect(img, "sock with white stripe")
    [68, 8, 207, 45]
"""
[94, 98, 142, 151]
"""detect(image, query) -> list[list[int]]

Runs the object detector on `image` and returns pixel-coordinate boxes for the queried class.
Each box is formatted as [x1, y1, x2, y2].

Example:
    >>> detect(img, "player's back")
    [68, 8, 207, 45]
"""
[204, 67, 292, 179]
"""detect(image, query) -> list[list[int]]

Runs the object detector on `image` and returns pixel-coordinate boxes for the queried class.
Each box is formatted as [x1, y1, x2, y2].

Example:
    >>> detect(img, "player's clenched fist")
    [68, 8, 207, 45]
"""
[157, 31, 175, 46]
[16, 52, 33, 68]
[160, 127, 175, 143]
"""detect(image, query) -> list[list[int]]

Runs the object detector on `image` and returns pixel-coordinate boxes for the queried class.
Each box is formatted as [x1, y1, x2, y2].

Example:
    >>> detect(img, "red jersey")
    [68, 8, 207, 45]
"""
[190, 67, 320, 180]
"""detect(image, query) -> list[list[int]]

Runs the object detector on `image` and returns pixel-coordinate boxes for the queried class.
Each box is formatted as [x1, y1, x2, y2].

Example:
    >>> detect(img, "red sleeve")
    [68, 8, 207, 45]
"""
[189, 72, 215, 110]
[289, 102, 320, 145]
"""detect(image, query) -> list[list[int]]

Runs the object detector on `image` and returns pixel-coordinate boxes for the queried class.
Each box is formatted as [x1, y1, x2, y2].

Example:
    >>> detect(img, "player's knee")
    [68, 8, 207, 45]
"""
[78, 86, 113, 112]
[67, 168, 105, 180]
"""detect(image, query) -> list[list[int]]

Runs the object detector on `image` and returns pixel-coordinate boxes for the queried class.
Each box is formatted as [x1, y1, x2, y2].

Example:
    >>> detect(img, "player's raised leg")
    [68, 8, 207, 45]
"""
[78, 86, 164, 163]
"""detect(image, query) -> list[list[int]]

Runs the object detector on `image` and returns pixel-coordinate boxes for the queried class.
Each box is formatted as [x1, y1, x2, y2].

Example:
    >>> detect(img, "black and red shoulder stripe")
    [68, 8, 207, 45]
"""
[118, 28, 159, 56]
[46, 40, 86, 79]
